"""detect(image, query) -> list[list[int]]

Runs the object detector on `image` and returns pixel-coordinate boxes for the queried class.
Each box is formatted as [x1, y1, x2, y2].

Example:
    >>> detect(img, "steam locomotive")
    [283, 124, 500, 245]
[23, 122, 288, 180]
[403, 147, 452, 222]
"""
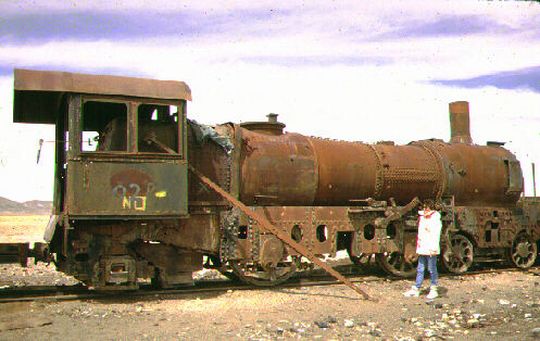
[11, 69, 539, 290]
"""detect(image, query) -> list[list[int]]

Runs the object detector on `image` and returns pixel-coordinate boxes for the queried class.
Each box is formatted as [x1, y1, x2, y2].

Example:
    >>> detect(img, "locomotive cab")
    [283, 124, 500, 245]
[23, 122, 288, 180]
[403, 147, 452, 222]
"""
[63, 94, 188, 217]
[14, 69, 191, 219]
[13, 69, 196, 289]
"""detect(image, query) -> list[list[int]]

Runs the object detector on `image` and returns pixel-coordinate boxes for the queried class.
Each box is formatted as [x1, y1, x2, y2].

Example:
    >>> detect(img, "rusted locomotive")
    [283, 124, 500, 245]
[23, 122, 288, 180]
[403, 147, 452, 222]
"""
[11, 69, 539, 290]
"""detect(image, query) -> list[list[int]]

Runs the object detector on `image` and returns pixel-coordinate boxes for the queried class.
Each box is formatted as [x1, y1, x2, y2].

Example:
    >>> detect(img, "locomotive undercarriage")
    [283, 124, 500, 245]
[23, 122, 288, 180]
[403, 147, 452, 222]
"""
[46, 199, 539, 290]
[216, 200, 422, 283]
[214, 200, 540, 286]
[441, 204, 539, 274]
[51, 213, 221, 290]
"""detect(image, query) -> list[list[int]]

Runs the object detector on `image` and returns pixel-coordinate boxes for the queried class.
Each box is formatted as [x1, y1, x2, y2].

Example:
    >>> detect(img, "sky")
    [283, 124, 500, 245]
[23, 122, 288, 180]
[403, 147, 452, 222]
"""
[0, 0, 539, 201]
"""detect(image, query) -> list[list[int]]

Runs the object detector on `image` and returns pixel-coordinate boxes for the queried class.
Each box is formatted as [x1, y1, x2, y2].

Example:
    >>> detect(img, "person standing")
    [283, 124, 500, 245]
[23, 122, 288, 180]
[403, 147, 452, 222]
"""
[404, 199, 442, 299]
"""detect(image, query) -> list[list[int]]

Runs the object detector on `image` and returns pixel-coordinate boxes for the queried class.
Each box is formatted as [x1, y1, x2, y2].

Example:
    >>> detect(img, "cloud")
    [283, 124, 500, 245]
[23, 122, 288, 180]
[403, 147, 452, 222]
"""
[0, 63, 148, 78]
[240, 55, 392, 67]
[0, 8, 291, 45]
[431, 66, 540, 92]
[378, 14, 514, 40]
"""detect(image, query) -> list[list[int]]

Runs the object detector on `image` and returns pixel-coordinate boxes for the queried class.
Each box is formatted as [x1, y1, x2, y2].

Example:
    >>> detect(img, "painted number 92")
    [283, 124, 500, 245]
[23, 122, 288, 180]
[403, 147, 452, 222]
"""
[112, 183, 152, 211]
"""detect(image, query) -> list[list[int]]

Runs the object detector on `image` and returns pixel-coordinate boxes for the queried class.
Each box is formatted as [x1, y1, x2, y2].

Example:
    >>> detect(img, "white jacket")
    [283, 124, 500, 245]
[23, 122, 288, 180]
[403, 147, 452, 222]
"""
[416, 210, 442, 255]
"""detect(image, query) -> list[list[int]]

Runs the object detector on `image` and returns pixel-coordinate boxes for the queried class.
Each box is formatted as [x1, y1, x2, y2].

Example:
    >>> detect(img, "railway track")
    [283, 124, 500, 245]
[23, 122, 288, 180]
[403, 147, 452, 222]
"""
[1, 264, 538, 304]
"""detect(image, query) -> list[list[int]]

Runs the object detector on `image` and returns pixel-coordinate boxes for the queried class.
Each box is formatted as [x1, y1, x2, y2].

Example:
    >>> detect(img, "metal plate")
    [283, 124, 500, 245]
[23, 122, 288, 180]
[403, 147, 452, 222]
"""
[14, 69, 191, 124]
[66, 157, 188, 216]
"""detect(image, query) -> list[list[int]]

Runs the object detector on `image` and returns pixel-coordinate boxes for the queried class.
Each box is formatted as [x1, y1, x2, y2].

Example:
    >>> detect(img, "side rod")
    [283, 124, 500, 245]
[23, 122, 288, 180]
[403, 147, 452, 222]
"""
[189, 165, 371, 300]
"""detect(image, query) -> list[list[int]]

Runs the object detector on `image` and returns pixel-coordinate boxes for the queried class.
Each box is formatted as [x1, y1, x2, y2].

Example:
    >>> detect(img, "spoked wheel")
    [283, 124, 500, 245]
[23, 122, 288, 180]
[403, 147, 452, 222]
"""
[375, 252, 417, 278]
[229, 259, 297, 287]
[507, 232, 538, 269]
[441, 234, 474, 274]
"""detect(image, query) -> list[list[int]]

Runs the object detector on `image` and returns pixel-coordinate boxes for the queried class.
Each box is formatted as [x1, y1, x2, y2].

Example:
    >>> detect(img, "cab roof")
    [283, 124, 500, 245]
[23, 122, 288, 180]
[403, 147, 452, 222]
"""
[13, 69, 192, 124]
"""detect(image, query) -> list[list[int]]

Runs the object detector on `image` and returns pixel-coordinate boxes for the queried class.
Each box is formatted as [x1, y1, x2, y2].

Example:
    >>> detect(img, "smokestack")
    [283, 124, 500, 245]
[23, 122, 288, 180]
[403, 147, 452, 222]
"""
[267, 113, 278, 123]
[240, 113, 285, 135]
[449, 101, 472, 144]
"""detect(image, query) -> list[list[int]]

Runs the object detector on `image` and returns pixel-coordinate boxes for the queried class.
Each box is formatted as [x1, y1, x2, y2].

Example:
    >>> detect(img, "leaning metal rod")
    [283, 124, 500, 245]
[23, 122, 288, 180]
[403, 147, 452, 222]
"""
[189, 165, 371, 300]
[533, 163, 537, 197]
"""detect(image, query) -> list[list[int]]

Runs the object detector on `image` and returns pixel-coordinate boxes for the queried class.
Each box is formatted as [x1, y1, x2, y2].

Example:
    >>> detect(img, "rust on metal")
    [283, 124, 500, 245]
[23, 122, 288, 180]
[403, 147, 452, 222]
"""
[14, 68, 191, 101]
[189, 164, 372, 300]
[236, 116, 522, 207]
[449, 101, 472, 144]
[432, 140, 522, 205]
[240, 113, 286, 136]
[533, 163, 537, 197]
[375, 197, 420, 228]
[13, 68, 191, 124]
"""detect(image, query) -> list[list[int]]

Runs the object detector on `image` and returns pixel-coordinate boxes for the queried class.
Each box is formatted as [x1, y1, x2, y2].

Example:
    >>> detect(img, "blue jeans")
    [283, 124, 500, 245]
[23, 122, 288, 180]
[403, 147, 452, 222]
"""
[415, 255, 438, 288]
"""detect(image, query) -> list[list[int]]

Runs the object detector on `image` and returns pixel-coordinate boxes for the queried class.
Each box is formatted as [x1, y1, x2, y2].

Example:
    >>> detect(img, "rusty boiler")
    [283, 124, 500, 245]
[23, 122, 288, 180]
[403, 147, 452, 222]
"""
[229, 101, 522, 207]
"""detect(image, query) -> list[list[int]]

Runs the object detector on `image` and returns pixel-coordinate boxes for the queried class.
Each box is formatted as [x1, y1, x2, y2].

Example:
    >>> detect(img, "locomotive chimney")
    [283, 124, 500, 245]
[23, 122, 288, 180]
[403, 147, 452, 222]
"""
[449, 101, 473, 144]
[240, 113, 286, 135]
[267, 113, 278, 123]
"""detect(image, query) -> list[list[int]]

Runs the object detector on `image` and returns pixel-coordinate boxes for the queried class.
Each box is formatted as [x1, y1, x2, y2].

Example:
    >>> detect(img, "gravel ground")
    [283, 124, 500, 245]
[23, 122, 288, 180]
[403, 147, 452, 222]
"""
[0, 261, 539, 340]
[1, 219, 539, 340]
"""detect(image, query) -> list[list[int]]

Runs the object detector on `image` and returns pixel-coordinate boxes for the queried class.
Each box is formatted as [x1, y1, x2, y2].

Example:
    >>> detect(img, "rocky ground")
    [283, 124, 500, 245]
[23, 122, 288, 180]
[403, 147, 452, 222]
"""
[0, 219, 539, 340]
[0, 261, 538, 340]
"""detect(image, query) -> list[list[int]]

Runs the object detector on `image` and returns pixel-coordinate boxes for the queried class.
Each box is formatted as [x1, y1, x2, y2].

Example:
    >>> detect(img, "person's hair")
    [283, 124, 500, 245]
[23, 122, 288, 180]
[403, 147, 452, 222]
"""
[423, 199, 435, 210]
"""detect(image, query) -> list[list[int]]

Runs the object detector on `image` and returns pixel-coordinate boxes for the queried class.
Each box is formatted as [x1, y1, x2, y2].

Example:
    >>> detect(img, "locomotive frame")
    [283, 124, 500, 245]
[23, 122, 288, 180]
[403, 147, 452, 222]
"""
[10, 69, 540, 291]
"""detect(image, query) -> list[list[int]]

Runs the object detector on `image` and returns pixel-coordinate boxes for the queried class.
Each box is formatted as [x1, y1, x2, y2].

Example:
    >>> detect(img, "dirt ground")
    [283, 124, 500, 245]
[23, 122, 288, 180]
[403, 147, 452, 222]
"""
[0, 218, 539, 340]
[0, 261, 538, 340]
[0, 215, 48, 243]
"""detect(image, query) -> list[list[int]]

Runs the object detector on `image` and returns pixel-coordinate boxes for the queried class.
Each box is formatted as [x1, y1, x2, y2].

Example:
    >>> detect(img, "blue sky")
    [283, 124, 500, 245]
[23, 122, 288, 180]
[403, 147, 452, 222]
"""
[432, 66, 540, 93]
[1, 0, 539, 200]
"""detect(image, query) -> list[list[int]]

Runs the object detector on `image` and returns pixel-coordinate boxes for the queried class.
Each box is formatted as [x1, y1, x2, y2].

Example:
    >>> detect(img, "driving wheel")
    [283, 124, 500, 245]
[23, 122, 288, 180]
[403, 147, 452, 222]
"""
[375, 252, 417, 278]
[229, 259, 297, 287]
[441, 234, 474, 274]
[507, 232, 537, 269]
[347, 249, 375, 268]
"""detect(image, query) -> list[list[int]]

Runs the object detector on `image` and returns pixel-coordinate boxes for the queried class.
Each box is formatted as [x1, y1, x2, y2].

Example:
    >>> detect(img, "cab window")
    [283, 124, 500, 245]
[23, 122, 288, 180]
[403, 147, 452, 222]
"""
[137, 104, 179, 154]
[81, 100, 128, 152]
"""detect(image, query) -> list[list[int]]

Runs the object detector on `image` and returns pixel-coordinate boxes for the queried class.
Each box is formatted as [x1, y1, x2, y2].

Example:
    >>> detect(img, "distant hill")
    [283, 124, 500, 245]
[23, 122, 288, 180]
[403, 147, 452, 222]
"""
[0, 197, 52, 215]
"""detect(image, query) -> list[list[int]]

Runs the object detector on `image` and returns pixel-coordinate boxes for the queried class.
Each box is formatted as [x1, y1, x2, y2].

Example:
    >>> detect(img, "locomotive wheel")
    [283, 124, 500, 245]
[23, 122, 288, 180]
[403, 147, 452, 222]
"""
[203, 255, 241, 281]
[229, 259, 297, 287]
[507, 232, 538, 269]
[348, 251, 375, 268]
[441, 234, 474, 274]
[375, 252, 417, 278]
[218, 268, 241, 281]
